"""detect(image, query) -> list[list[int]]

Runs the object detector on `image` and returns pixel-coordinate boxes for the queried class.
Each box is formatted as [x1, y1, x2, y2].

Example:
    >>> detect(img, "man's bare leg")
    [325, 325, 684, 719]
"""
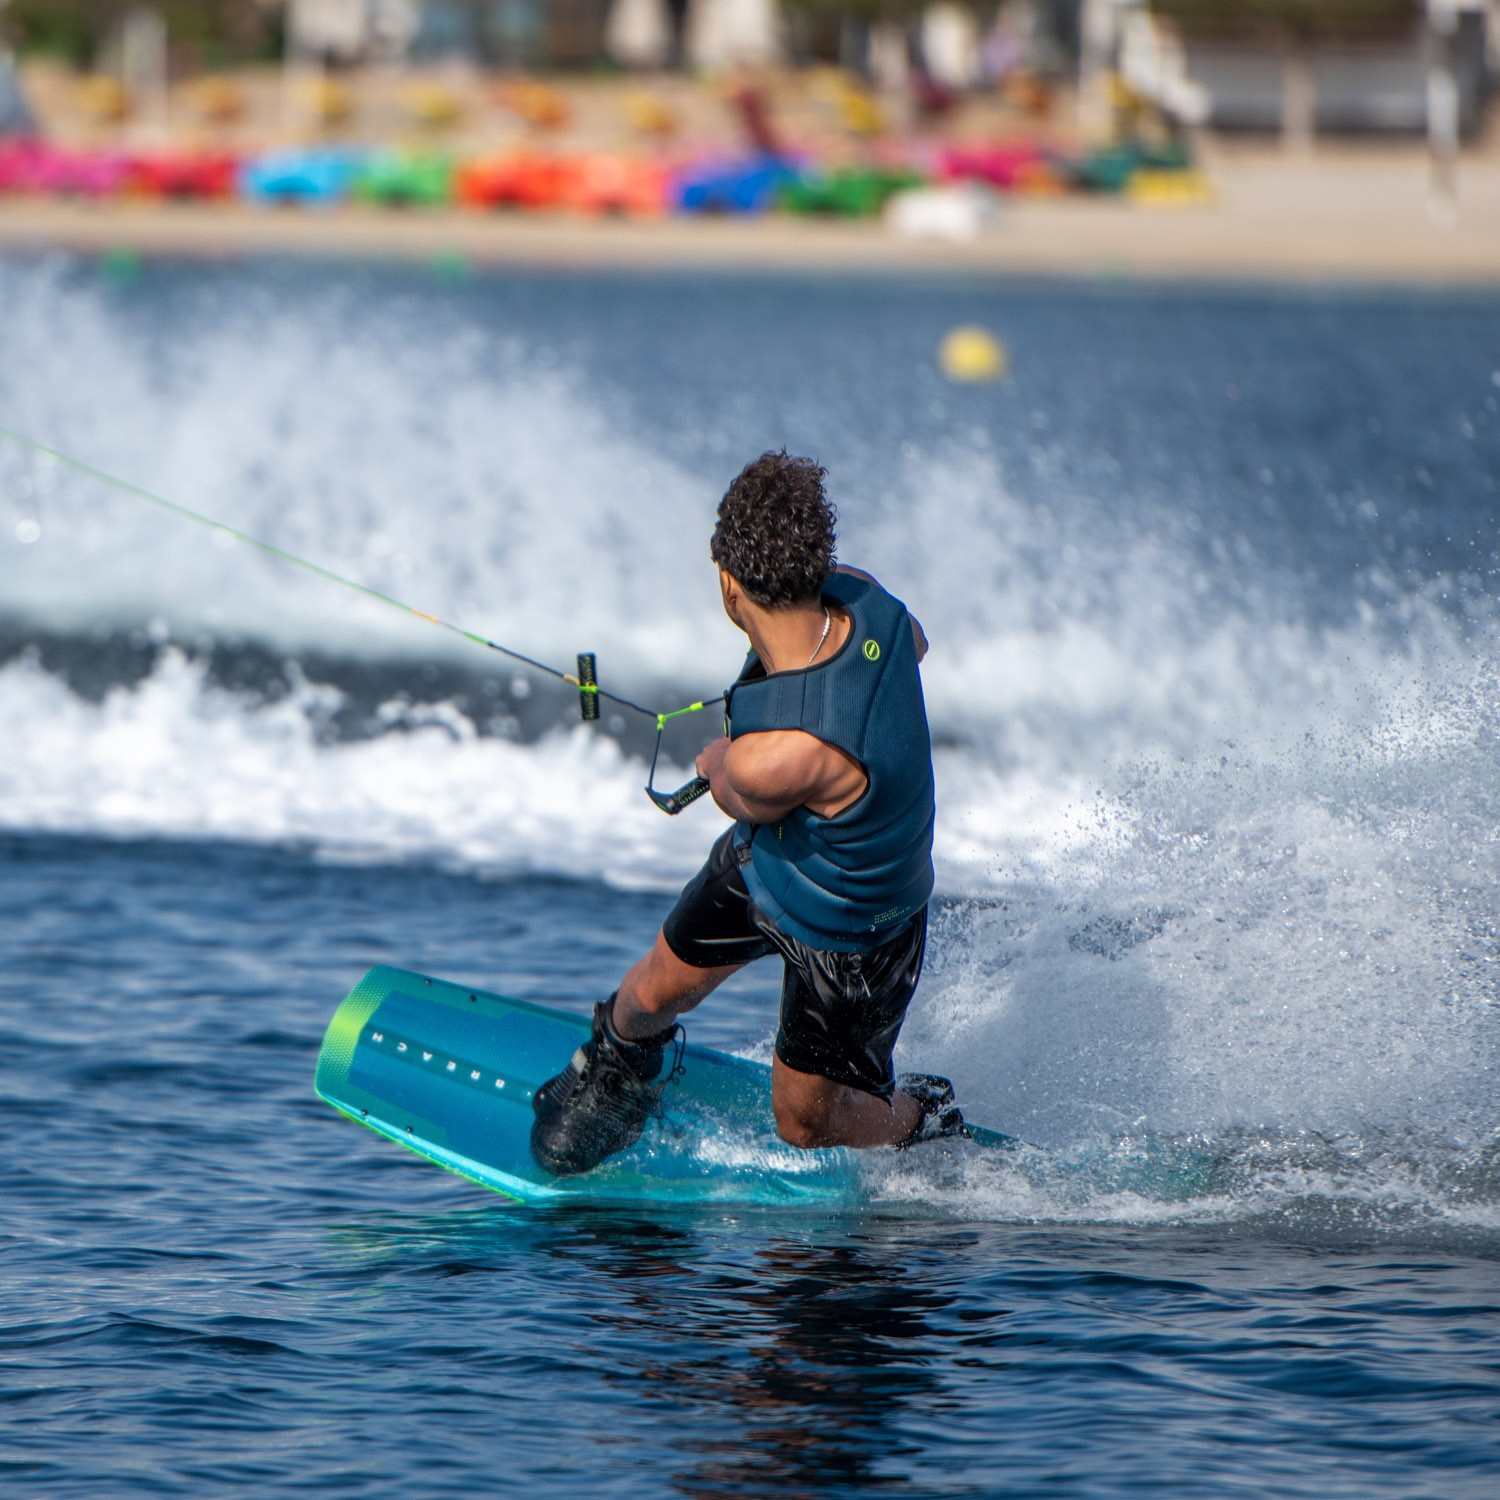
[610, 929, 742, 1041]
[771, 1055, 922, 1149]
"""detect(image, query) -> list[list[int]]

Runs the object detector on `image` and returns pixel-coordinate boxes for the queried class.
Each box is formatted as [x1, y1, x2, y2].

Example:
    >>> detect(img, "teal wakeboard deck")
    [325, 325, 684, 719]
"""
[315, 965, 1021, 1205]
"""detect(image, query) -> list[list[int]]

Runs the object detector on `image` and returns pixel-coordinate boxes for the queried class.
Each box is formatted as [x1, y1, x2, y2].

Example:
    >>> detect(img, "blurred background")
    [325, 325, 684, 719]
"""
[0, 1, 1494, 271]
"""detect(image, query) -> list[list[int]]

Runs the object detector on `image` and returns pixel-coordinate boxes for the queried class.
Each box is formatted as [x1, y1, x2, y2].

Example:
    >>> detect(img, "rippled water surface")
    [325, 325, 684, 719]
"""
[5, 832, 1497, 1499]
[2, 258, 1499, 1496]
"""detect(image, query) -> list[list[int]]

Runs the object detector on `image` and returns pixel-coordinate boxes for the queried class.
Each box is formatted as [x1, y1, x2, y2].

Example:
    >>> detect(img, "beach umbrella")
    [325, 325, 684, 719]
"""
[921, 4, 982, 91]
[686, 0, 784, 69]
[607, 0, 673, 69]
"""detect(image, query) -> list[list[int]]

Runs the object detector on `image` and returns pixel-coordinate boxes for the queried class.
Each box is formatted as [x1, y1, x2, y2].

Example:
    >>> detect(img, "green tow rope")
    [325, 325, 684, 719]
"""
[0, 424, 720, 813]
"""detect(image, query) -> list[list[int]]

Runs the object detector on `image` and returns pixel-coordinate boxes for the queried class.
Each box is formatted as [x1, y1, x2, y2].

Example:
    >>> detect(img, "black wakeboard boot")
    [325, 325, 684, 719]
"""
[895, 1073, 970, 1149]
[530, 997, 682, 1176]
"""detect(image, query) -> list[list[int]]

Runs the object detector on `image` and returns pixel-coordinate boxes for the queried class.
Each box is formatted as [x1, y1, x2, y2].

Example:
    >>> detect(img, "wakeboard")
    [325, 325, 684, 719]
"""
[315, 965, 1021, 1205]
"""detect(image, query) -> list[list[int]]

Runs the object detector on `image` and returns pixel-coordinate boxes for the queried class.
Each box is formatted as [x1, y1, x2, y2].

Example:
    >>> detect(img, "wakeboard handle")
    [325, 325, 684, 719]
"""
[573, 649, 722, 814]
[647, 776, 712, 816]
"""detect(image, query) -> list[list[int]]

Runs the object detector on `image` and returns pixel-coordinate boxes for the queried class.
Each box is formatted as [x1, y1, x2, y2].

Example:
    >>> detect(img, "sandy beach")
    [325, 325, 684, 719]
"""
[1, 142, 1495, 284]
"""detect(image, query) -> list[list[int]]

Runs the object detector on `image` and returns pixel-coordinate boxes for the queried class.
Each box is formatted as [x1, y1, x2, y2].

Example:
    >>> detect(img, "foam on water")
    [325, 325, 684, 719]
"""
[2, 258, 1497, 1225]
[866, 1126, 1500, 1238]
[1, 261, 727, 677]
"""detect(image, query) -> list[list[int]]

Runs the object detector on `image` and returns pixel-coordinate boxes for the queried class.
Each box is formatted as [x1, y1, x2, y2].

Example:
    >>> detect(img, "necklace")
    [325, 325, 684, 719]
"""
[805, 607, 831, 668]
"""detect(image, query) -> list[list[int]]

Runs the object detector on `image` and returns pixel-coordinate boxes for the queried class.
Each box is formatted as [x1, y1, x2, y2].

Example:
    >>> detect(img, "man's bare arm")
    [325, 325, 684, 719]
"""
[696, 732, 866, 823]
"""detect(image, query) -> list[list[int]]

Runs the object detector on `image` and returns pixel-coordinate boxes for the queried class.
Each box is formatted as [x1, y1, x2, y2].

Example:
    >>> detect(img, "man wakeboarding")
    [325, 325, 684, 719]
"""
[531, 450, 965, 1175]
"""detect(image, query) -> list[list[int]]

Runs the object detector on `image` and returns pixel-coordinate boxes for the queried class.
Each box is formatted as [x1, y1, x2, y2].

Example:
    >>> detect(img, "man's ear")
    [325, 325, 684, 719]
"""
[718, 568, 742, 626]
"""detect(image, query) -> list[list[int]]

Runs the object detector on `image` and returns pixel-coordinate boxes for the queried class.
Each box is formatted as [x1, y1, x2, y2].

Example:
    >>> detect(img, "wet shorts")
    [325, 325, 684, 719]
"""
[660, 829, 928, 1101]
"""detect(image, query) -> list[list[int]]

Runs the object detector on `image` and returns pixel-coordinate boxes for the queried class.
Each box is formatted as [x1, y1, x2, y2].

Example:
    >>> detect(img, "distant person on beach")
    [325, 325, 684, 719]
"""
[531, 450, 965, 1175]
[728, 72, 784, 157]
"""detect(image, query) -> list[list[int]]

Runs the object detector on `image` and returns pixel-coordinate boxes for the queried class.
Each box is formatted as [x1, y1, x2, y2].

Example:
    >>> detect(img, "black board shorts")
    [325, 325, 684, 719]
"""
[661, 829, 928, 1101]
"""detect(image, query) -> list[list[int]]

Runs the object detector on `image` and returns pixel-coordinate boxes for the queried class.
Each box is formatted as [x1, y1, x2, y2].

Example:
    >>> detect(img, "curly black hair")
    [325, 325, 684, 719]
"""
[709, 451, 838, 607]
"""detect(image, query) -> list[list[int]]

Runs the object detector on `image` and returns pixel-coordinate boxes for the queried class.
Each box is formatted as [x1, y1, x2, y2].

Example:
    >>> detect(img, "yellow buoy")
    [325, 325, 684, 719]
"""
[939, 326, 1008, 383]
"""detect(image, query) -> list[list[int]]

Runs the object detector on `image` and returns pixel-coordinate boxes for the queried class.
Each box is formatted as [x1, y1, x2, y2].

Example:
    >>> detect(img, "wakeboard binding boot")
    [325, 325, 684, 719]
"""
[895, 1073, 970, 1149]
[530, 996, 682, 1177]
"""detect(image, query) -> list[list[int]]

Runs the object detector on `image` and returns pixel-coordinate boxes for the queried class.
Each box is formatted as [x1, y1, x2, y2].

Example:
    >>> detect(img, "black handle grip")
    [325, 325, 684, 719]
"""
[576, 653, 599, 721]
[647, 776, 712, 816]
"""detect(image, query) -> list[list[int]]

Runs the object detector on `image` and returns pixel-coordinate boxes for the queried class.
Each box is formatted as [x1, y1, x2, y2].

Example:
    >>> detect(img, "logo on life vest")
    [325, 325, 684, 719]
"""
[862, 639, 881, 661]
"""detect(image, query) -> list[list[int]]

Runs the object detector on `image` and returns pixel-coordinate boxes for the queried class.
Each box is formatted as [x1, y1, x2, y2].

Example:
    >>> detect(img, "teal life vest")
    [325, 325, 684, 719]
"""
[725, 571, 935, 953]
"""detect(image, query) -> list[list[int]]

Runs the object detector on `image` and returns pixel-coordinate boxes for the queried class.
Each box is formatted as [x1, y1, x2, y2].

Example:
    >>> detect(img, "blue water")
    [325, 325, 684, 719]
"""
[2, 257, 1499, 1496]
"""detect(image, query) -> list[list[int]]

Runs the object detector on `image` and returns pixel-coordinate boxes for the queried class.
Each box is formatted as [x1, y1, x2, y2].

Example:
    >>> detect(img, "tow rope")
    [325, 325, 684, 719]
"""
[0, 424, 718, 814]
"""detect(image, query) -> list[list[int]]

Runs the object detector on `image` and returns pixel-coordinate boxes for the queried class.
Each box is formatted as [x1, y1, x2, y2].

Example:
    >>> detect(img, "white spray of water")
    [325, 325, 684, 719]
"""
[1, 262, 730, 679]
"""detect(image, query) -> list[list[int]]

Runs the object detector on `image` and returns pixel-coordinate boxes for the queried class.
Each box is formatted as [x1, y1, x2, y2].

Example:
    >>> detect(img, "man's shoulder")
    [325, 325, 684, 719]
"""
[828, 567, 909, 624]
[827, 567, 876, 604]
